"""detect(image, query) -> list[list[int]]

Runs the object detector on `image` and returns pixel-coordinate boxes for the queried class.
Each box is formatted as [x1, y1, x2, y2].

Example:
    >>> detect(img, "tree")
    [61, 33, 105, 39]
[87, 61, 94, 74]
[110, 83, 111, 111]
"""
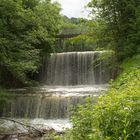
[88, 0, 140, 60]
[0, 0, 61, 87]
[57, 17, 96, 52]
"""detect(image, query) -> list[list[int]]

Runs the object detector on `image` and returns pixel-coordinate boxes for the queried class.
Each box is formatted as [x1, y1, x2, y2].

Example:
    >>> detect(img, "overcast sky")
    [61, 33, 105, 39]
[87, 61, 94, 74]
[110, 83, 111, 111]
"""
[53, 0, 91, 18]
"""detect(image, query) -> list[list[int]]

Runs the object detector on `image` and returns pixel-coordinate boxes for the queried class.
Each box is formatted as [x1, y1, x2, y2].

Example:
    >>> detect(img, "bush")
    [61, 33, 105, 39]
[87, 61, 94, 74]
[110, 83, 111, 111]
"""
[67, 55, 140, 140]
[70, 98, 95, 140]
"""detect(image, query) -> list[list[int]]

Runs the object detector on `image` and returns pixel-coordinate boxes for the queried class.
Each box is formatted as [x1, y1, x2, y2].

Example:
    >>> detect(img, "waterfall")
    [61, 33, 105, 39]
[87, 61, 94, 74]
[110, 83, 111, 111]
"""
[2, 94, 86, 119]
[40, 51, 110, 85]
[2, 85, 106, 119]
[1, 51, 111, 120]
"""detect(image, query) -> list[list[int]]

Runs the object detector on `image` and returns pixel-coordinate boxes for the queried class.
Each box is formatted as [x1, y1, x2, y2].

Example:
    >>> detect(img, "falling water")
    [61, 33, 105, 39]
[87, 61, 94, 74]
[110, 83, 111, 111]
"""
[2, 85, 107, 119]
[40, 51, 110, 85]
[1, 51, 111, 132]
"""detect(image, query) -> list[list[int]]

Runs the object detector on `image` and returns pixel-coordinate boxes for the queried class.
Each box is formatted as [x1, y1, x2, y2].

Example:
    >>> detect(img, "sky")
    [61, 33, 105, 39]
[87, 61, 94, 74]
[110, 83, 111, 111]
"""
[53, 0, 91, 18]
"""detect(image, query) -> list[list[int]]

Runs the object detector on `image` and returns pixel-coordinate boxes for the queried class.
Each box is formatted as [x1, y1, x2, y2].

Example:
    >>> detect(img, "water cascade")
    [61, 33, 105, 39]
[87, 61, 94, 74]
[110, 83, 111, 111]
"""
[40, 51, 110, 85]
[1, 51, 111, 131]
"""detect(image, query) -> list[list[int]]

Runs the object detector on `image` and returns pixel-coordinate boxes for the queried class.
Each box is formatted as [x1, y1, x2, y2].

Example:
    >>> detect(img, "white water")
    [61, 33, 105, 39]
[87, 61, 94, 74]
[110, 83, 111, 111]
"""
[1, 85, 107, 132]
[29, 84, 107, 96]
[1, 51, 111, 134]
[40, 51, 111, 85]
[0, 118, 71, 132]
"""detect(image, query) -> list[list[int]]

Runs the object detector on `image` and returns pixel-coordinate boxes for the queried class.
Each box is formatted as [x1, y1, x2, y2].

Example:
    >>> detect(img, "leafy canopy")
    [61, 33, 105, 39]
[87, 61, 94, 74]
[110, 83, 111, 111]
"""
[0, 0, 61, 87]
[88, 0, 140, 60]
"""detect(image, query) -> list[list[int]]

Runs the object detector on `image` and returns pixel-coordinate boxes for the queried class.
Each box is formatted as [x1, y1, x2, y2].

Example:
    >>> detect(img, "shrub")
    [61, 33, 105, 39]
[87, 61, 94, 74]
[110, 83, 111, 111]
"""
[68, 55, 140, 140]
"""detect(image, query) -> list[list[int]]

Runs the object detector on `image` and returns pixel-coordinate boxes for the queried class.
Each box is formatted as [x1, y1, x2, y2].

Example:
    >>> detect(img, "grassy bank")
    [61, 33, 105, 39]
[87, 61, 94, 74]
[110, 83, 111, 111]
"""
[61, 55, 140, 140]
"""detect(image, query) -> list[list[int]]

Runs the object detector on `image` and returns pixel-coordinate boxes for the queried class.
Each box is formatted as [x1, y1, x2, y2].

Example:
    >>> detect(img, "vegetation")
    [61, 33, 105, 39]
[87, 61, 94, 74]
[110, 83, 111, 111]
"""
[0, 0, 61, 87]
[60, 1, 140, 139]
[2, 0, 139, 87]
[0, 0, 139, 84]
[62, 55, 140, 140]
[57, 17, 110, 52]
[88, 0, 140, 60]
[55, 17, 93, 52]
[0, 0, 140, 139]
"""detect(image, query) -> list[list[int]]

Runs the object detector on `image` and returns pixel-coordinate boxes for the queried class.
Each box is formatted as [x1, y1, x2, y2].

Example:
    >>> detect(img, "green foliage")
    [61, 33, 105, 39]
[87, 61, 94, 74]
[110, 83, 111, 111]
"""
[70, 98, 96, 140]
[57, 17, 96, 52]
[92, 51, 116, 69]
[58, 17, 114, 52]
[88, 0, 140, 60]
[63, 34, 96, 52]
[58, 15, 114, 52]
[0, 0, 61, 87]
[66, 55, 140, 140]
